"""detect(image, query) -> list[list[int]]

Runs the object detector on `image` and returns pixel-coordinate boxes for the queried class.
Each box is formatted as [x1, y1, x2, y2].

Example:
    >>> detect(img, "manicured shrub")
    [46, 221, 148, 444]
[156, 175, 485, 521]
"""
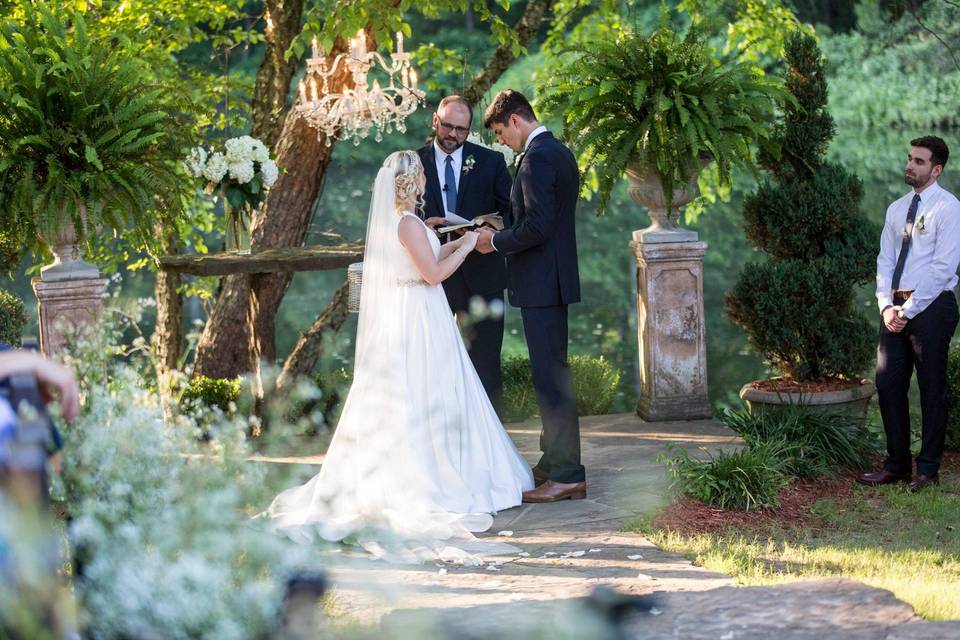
[181, 375, 242, 412]
[661, 441, 789, 511]
[725, 32, 878, 381]
[720, 405, 879, 478]
[0, 289, 26, 347]
[501, 355, 622, 422]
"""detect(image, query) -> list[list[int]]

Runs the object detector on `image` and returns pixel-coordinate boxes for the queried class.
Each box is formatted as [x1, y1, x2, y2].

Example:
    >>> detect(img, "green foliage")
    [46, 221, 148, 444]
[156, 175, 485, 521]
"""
[720, 405, 879, 478]
[314, 367, 352, 426]
[0, 4, 192, 263]
[726, 32, 878, 381]
[537, 24, 786, 214]
[945, 346, 960, 451]
[502, 354, 622, 422]
[0, 289, 26, 347]
[181, 375, 242, 412]
[661, 441, 789, 511]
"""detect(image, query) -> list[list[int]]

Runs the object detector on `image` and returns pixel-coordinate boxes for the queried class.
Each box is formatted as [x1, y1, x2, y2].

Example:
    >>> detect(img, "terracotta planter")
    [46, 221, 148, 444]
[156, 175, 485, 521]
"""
[739, 379, 877, 421]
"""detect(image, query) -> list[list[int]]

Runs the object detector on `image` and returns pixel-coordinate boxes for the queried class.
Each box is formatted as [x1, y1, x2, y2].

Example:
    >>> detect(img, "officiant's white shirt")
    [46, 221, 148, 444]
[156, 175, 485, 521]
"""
[433, 140, 463, 216]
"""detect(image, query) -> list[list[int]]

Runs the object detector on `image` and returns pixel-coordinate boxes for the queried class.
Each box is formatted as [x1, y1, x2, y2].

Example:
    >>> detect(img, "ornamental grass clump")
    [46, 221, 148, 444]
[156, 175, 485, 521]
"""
[726, 32, 879, 382]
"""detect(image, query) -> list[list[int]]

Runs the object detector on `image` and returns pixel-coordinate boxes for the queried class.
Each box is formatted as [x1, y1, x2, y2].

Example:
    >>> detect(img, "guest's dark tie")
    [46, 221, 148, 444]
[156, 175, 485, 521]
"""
[891, 193, 922, 291]
[444, 155, 458, 214]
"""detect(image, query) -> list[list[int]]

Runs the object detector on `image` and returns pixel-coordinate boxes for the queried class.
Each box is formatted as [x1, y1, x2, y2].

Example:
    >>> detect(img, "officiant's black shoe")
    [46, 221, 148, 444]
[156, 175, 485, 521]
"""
[909, 474, 940, 492]
[522, 480, 587, 503]
[857, 469, 911, 487]
[532, 466, 549, 487]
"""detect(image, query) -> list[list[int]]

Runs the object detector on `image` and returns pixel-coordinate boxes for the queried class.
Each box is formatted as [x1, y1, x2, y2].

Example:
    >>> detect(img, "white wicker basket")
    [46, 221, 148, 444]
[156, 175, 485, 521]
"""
[347, 262, 363, 313]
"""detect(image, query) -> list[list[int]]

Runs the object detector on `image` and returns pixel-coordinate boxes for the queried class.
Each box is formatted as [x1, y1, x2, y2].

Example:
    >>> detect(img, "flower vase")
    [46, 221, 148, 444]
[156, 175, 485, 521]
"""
[225, 202, 252, 255]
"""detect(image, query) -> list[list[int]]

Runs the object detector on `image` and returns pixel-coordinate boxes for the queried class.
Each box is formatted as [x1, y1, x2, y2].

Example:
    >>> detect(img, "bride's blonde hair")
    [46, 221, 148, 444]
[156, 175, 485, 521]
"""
[382, 150, 425, 213]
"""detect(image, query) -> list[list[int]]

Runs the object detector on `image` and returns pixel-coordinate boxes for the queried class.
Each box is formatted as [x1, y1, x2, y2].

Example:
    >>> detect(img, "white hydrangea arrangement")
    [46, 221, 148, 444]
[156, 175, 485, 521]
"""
[185, 135, 279, 212]
[467, 132, 515, 168]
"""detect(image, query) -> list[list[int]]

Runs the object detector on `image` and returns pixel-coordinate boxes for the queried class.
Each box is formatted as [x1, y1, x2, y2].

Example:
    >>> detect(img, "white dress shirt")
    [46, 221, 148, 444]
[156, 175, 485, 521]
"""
[876, 181, 960, 318]
[433, 140, 463, 216]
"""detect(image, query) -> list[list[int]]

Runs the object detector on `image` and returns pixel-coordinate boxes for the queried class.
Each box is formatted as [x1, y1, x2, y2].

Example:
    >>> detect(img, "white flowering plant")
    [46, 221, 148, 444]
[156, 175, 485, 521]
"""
[185, 136, 279, 213]
[467, 132, 515, 169]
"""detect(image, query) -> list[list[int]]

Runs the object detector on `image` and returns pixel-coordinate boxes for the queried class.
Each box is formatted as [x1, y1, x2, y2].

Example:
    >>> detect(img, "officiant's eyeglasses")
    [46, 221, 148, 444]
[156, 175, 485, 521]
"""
[438, 120, 470, 136]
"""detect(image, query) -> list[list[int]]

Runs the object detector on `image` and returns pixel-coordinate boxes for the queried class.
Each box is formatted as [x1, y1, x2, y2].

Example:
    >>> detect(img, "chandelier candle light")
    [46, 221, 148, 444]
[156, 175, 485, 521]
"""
[296, 29, 425, 145]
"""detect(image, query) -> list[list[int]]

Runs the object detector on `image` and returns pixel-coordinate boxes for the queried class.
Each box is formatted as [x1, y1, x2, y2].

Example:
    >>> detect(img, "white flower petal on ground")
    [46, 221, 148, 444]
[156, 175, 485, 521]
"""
[627, 554, 644, 560]
[588, 548, 601, 553]
[486, 564, 501, 571]
[201, 152, 228, 183]
[517, 552, 530, 557]
[543, 552, 557, 557]
[649, 607, 663, 617]
[496, 530, 513, 537]
[637, 573, 656, 580]
[438, 568, 447, 576]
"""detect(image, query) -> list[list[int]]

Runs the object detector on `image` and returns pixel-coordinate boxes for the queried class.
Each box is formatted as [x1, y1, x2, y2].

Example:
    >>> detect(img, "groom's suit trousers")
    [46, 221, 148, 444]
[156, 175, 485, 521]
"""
[521, 304, 585, 484]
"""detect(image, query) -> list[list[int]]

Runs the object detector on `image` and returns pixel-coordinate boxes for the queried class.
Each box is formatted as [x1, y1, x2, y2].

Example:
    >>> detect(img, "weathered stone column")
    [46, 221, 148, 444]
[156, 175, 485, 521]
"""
[32, 277, 108, 356]
[631, 235, 711, 421]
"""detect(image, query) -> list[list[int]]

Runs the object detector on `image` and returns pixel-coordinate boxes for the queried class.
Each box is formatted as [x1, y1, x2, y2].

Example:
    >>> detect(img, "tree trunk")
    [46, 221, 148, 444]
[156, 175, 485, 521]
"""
[153, 222, 183, 374]
[462, 0, 555, 106]
[251, 0, 306, 149]
[276, 280, 349, 389]
[192, 36, 355, 379]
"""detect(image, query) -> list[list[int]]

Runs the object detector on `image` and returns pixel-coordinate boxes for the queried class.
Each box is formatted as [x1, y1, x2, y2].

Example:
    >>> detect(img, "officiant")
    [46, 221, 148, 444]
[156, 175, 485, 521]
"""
[418, 95, 513, 414]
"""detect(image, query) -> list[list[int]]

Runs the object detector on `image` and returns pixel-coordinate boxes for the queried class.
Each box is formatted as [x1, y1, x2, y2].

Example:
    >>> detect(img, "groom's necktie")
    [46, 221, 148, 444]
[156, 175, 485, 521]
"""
[891, 193, 922, 291]
[444, 155, 458, 214]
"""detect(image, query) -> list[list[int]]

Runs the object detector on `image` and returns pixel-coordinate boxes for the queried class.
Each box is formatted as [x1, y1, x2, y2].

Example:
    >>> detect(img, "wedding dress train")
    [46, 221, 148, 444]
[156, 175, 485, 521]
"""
[265, 167, 532, 564]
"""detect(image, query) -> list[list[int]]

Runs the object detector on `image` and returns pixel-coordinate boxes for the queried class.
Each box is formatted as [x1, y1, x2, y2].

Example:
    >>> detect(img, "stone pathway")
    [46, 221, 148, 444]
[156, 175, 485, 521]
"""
[277, 413, 960, 638]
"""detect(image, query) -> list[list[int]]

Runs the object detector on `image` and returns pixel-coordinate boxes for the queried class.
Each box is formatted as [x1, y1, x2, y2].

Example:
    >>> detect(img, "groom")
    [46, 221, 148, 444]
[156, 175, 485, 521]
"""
[417, 95, 513, 413]
[476, 90, 586, 503]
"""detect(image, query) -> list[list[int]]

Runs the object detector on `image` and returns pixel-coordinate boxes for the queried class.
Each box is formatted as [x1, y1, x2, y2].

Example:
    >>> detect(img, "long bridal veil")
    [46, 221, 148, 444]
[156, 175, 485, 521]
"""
[265, 164, 516, 564]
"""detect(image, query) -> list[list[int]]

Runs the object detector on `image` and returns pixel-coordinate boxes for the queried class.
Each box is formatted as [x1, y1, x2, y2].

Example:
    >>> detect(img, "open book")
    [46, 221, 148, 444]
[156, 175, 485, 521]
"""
[437, 212, 505, 234]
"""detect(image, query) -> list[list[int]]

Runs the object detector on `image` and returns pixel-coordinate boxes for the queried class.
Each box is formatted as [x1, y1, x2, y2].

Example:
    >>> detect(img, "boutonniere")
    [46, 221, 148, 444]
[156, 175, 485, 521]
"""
[917, 214, 926, 232]
[463, 155, 476, 173]
[514, 151, 526, 168]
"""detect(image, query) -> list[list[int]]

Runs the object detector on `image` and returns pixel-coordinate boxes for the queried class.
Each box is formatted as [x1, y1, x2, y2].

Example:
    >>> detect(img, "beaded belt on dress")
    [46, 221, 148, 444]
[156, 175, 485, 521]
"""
[397, 277, 428, 287]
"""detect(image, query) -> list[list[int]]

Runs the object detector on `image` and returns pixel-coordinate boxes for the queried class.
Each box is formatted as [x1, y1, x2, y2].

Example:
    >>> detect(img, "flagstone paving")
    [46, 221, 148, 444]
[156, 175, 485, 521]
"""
[274, 413, 960, 638]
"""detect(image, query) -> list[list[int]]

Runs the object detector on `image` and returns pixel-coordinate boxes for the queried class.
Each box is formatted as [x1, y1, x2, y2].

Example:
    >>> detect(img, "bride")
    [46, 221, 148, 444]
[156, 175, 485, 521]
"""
[265, 150, 533, 563]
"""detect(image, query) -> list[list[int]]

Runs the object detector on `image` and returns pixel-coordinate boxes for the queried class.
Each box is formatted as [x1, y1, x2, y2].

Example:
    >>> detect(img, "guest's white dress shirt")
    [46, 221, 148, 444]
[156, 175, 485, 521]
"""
[876, 181, 960, 318]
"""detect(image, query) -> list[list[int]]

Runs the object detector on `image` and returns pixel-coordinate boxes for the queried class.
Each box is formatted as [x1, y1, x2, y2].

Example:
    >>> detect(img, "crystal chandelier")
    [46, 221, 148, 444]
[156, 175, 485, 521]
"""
[296, 29, 425, 145]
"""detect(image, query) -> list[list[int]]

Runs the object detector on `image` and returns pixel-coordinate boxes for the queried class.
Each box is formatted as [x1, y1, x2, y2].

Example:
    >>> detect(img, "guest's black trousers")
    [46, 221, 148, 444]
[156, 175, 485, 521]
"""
[876, 290, 959, 477]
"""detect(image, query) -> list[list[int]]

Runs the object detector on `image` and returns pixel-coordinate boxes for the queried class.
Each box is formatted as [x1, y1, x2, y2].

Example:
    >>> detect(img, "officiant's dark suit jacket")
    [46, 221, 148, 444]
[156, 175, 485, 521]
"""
[417, 140, 512, 412]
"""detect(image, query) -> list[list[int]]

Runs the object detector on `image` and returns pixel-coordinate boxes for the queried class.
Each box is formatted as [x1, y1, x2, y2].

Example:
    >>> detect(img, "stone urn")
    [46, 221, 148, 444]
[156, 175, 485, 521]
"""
[626, 156, 708, 244]
[739, 379, 877, 422]
[39, 211, 100, 282]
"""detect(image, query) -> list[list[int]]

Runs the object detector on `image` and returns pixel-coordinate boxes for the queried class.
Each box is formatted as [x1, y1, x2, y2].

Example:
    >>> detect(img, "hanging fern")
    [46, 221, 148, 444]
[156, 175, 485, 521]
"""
[537, 26, 789, 215]
[0, 4, 190, 261]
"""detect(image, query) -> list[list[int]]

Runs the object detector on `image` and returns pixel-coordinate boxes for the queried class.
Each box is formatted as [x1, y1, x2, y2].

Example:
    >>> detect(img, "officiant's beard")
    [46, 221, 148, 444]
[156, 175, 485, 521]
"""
[436, 133, 463, 154]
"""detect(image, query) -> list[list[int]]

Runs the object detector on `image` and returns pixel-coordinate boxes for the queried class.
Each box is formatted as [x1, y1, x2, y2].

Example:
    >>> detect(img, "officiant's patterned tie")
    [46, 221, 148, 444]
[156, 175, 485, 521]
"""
[891, 193, 922, 291]
[444, 155, 458, 214]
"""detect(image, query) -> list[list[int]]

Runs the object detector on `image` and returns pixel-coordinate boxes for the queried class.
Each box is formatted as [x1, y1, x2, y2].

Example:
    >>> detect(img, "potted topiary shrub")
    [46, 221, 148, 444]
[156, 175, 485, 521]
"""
[537, 25, 786, 240]
[0, 6, 189, 281]
[726, 32, 879, 418]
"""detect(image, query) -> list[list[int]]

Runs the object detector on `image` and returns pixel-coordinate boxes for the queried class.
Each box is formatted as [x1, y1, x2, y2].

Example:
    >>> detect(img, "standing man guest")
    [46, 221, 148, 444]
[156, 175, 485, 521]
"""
[861, 136, 960, 491]
[476, 90, 585, 503]
[418, 95, 512, 414]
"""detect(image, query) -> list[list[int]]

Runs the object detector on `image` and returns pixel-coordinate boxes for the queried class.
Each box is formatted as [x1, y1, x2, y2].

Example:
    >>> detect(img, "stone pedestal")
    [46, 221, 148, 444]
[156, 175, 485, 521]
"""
[32, 277, 108, 356]
[632, 233, 711, 421]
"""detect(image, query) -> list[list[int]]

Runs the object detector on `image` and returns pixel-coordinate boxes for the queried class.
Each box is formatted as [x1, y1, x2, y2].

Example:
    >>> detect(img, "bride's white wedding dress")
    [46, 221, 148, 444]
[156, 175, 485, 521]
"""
[265, 167, 532, 564]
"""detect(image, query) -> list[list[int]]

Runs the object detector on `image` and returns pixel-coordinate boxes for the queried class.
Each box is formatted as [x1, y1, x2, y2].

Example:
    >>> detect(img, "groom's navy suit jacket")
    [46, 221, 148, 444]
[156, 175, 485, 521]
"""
[417, 140, 512, 302]
[493, 131, 581, 308]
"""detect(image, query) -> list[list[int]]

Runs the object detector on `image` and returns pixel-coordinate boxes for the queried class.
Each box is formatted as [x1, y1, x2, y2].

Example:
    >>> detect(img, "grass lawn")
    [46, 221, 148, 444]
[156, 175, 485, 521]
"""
[626, 463, 960, 620]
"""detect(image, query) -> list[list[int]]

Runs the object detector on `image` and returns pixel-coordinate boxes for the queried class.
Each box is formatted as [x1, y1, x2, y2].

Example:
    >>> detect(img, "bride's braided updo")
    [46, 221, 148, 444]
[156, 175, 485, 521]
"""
[382, 150, 425, 213]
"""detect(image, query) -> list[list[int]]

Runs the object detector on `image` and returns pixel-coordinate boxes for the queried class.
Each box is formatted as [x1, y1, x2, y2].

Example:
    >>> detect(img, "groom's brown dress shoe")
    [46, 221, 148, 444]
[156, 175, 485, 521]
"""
[857, 469, 911, 487]
[532, 466, 549, 487]
[522, 480, 587, 503]
[908, 474, 940, 492]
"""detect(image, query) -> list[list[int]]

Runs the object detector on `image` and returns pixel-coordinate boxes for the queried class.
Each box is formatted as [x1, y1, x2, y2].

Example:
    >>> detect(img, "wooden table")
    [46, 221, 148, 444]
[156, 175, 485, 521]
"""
[159, 243, 364, 388]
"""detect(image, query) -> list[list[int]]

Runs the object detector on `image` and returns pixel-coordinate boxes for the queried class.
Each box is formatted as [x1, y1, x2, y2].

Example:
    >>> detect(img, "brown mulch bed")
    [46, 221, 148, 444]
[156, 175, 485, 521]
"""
[749, 377, 868, 393]
[653, 452, 960, 537]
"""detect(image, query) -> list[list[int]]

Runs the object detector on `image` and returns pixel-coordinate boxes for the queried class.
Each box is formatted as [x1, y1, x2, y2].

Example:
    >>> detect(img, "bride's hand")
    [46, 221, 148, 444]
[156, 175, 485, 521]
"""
[461, 231, 479, 251]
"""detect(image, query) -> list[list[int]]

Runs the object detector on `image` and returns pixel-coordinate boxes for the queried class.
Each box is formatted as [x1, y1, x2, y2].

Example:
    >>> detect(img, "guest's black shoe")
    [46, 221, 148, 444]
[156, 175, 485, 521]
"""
[532, 466, 549, 487]
[857, 469, 911, 487]
[909, 474, 940, 492]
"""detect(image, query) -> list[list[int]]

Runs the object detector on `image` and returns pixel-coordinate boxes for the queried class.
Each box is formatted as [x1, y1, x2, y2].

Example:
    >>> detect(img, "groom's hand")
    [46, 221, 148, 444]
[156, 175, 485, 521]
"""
[475, 227, 496, 254]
